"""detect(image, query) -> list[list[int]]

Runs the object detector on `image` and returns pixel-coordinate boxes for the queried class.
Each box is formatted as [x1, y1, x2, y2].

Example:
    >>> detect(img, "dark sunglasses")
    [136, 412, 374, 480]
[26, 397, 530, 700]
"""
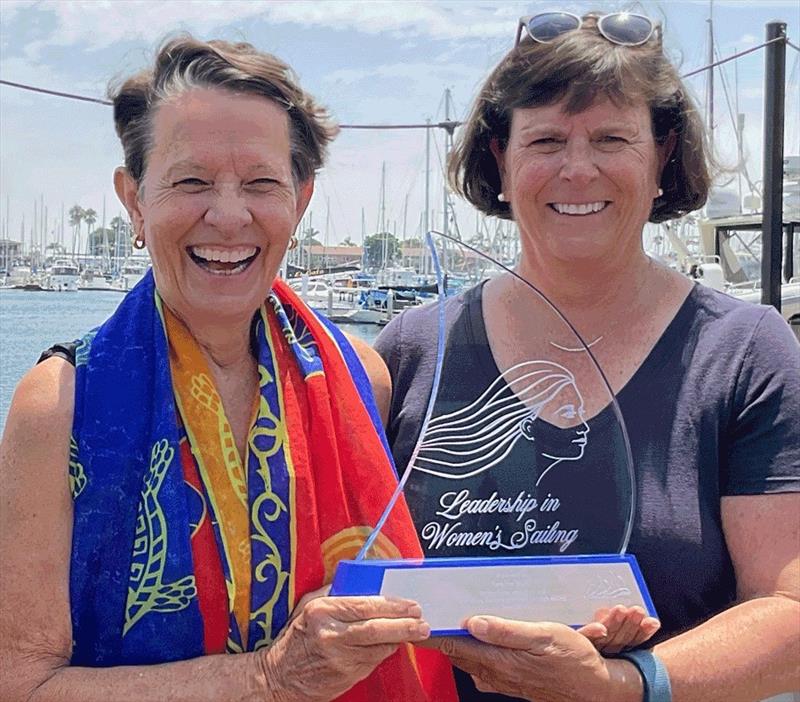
[515, 11, 658, 47]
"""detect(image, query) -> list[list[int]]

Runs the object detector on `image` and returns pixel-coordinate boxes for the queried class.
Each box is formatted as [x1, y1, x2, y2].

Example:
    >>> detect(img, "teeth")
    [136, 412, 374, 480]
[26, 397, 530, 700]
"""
[552, 201, 607, 215]
[190, 246, 257, 263]
[203, 260, 251, 276]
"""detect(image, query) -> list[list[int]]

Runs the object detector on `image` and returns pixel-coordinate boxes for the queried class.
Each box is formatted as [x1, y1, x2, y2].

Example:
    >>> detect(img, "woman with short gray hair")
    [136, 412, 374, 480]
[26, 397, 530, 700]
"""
[0, 35, 457, 702]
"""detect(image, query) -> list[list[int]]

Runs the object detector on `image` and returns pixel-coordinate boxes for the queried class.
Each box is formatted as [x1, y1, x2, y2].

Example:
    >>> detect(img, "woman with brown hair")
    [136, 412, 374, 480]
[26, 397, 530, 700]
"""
[376, 12, 799, 701]
[0, 36, 457, 702]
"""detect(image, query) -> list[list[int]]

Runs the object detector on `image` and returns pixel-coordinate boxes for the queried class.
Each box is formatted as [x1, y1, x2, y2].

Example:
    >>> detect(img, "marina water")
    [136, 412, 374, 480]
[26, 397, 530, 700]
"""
[0, 289, 380, 432]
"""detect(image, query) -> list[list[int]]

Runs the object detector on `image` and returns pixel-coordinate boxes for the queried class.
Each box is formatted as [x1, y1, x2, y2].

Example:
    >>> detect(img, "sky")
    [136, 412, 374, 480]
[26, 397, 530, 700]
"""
[1, 0, 799, 253]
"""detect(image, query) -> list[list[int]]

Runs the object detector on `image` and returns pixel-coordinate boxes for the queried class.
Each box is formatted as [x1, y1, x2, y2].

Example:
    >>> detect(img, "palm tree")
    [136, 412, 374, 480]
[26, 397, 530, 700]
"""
[301, 225, 321, 246]
[83, 208, 97, 257]
[46, 241, 66, 260]
[109, 215, 131, 261]
[68, 205, 84, 260]
[298, 225, 322, 269]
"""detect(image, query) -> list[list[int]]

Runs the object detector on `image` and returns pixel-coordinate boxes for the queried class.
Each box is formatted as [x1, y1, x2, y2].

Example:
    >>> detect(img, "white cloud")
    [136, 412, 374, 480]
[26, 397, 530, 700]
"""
[0, 0, 30, 25]
[11, 0, 270, 52]
[717, 32, 760, 53]
[323, 59, 477, 98]
[256, 1, 516, 41]
[311, 56, 489, 127]
[5, 0, 522, 56]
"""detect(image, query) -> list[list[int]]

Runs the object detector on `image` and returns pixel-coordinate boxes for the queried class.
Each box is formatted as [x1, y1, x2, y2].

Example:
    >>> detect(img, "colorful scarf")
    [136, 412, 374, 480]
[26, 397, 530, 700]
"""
[69, 270, 455, 700]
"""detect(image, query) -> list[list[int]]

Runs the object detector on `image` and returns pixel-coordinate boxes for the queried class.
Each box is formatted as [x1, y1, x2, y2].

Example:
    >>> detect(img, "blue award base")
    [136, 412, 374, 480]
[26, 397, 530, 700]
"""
[331, 554, 656, 636]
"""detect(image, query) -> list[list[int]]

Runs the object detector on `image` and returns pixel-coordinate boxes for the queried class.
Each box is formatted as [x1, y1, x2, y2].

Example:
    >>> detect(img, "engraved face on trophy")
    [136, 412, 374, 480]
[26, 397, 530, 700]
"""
[518, 364, 591, 477]
[413, 360, 591, 486]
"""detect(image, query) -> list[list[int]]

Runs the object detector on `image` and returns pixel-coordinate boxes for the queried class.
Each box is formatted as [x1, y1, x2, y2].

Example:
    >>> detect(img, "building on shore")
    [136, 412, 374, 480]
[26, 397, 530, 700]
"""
[299, 245, 363, 270]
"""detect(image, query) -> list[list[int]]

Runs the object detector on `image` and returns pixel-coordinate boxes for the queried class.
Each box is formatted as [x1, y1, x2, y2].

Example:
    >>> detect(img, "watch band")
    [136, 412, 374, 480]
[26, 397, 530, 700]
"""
[616, 649, 672, 702]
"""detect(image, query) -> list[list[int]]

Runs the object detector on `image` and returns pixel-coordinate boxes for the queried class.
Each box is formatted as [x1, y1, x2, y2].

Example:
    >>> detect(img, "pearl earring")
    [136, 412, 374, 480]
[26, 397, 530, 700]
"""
[657, 188, 664, 197]
[497, 192, 507, 202]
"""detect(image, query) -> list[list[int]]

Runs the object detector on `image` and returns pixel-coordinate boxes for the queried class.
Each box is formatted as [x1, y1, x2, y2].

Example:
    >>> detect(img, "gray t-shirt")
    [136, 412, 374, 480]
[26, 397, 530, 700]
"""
[375, 282, 799, 701]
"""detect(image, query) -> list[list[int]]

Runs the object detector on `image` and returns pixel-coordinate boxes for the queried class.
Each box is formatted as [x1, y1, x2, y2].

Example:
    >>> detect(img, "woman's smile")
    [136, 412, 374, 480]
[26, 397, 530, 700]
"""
[187, 245, 261, 276]
[547, 200, 610, 216]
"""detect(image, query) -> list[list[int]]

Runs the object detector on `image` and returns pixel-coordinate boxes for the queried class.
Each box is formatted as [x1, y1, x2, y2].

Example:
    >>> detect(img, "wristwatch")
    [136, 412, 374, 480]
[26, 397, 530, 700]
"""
[615, 649, 672, 702]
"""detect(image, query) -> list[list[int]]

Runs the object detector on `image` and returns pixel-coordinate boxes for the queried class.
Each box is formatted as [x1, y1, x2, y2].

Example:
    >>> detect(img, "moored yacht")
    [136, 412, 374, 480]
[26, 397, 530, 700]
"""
[45, 260, 80, 292]
[111, 259, 150, 292]
[692, 214, 800, 331]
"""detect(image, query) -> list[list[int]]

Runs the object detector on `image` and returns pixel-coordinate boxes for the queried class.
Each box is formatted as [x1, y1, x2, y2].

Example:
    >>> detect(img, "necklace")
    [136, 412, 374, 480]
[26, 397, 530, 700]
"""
[549, 336, 603, 353]
[546, 257, 657, 354]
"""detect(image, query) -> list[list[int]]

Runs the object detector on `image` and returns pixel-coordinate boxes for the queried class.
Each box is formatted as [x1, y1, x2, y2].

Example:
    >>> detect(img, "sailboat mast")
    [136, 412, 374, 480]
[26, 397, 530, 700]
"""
[442, 88, 451, 242]
[734, 55, 744, 214]
[424, 118, 431, 274]
[361, 207, 367, 270]
[324, 197, 330, 272]
[707, 2, 714, 142]
[382, 162, 387, 234]
[379, 161, 387, 269]
[402, 192, 409, 246]
[102, 195, 107, 268]
[33, 198, 37, 267]
[306, 210, 314, 270]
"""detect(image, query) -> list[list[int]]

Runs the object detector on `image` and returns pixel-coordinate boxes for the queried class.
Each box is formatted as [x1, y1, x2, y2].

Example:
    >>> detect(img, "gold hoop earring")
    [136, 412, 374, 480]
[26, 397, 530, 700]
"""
[288, 235, 299, 251]
[132, 232, 146, 250]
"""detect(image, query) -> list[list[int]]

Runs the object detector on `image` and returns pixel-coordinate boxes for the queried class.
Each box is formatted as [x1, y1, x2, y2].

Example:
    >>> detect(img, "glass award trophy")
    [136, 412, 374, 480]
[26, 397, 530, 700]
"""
[332, 232, 655, 635]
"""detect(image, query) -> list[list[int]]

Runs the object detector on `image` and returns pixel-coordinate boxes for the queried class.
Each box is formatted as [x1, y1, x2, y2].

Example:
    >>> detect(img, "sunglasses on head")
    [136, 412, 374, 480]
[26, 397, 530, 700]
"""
[515, 11, 657, 47]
